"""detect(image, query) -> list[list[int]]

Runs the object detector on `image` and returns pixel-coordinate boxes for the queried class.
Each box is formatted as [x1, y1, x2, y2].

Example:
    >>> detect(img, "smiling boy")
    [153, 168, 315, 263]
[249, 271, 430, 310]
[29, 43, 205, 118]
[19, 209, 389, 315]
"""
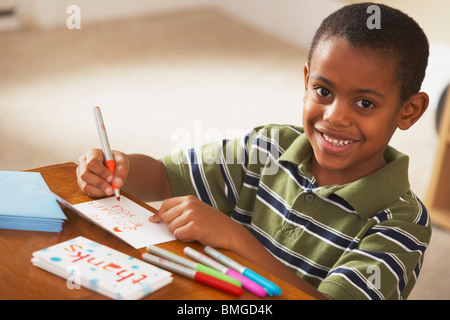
[77, 3, 431, 299]
[304, 6, 429, 187]
[304, 38, 427, 186]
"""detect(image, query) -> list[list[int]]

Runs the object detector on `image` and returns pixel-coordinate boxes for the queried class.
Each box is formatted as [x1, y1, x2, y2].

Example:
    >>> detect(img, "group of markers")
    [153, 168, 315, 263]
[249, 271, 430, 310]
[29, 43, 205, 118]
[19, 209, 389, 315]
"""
[142, 246, 282, 298]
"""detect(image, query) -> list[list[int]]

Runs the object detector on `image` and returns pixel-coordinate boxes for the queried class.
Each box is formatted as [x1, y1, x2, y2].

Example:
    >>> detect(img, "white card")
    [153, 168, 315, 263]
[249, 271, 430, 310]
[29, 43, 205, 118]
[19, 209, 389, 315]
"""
[72, 196, 175, 249]
[32, 236, 172, 299]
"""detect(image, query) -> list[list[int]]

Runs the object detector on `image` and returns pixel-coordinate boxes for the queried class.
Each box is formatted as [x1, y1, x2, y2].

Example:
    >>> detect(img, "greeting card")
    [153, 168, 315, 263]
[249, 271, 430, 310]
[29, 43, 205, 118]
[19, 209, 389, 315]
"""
[72, 196, 176, 249]
[32, 236, 172, 299]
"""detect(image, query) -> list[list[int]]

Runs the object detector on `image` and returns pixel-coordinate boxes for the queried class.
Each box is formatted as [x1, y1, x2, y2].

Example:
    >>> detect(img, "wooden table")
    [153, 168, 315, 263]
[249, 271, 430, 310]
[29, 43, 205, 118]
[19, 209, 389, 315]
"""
[0, 162, 314, 300]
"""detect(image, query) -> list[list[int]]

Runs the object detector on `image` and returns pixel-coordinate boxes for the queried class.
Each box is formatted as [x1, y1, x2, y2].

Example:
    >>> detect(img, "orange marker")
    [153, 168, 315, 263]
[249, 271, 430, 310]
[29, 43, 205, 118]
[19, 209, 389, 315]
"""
[93, 106, 120, 201]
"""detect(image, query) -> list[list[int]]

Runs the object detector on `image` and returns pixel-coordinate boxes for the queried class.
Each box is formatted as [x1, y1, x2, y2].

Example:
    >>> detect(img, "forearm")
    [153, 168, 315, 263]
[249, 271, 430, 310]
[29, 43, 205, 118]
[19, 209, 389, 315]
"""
[122, 154, 173, 202]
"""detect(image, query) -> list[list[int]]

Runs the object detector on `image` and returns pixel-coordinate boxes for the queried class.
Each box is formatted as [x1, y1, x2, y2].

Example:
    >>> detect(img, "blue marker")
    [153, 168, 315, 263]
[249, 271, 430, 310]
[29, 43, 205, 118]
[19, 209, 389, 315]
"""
[204, 246, 282, 296]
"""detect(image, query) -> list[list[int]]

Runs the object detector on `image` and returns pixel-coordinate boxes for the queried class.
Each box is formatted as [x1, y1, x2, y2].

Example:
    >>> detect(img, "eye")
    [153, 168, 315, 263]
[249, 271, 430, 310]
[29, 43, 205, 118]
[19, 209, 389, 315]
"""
[355, 99, 375, 109]
[314, 87, 332, 98]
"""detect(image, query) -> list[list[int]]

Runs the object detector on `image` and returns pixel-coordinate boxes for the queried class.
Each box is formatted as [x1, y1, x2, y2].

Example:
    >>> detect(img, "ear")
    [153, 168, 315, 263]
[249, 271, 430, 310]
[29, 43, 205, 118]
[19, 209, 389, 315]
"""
[397, 92, 429, 130]
[303, 63, 310, 90]
[303, 63, 310, 101]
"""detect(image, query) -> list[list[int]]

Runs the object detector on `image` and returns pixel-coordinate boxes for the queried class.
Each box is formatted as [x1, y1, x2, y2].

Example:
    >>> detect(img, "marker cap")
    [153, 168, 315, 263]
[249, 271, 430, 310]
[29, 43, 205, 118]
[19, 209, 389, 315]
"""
[226, 269, 267, 298]
[243, 269, 282, 296]
[194, 272, 243, 297]
[195, 264, 242, 288]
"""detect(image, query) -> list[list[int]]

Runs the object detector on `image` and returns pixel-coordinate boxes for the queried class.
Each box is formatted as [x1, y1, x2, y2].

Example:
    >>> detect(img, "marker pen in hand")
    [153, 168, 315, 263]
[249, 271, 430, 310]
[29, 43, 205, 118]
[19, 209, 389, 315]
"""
[93, 106, 120, 201]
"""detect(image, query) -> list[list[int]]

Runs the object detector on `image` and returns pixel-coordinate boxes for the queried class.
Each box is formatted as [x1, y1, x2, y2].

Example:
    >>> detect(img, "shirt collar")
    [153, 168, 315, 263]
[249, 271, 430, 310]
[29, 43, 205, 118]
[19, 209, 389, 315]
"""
[278, 132, 410, 220]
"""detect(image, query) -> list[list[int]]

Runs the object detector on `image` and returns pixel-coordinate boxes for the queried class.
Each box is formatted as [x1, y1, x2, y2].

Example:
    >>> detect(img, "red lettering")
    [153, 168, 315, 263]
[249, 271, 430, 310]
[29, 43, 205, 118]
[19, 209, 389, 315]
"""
[64, 244, 83, 252]
[116, 270, 134, 282]
[87, 257, 104, 266]
[71, 251, 90, 262]
[132, 274, 148, 284]
[103, 262, 121, 272]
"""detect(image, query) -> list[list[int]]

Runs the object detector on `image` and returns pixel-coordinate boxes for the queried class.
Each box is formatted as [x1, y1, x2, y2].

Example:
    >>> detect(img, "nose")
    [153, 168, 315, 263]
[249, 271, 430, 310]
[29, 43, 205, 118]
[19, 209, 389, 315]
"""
[323, 100, 352, 127]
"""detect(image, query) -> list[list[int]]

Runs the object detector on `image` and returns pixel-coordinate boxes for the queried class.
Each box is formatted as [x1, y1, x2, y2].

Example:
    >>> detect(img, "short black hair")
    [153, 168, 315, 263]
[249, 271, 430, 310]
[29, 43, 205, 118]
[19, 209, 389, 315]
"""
[308, 2, 429, 103]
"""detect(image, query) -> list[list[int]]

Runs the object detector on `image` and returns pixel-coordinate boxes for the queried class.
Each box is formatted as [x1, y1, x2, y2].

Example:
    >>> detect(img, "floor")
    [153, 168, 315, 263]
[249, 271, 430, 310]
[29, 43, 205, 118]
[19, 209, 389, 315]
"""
[1, 7, 448, 299]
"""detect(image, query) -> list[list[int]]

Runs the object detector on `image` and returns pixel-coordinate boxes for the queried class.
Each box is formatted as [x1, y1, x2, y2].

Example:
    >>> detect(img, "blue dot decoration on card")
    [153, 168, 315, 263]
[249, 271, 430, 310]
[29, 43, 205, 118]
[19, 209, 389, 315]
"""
[89, 241, 102, 247]
[90, 278, 100, 289]
[140, 284, 153, 295]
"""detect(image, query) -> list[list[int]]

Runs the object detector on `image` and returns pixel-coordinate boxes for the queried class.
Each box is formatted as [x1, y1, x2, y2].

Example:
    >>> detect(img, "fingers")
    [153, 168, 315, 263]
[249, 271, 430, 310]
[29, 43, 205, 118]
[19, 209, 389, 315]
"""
[159, 197, 198, 242]
[76, 149, 129, 197]
[148, 197, 183, 224]
[111, 150, 129, 188]
[77, 149, 110, 197]
[149, 196, 224, 244]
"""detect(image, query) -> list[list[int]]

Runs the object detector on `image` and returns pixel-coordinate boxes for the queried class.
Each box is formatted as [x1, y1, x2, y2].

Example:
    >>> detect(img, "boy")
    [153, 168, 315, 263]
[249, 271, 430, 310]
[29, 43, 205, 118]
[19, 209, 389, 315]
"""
[77, 2, 431, 299]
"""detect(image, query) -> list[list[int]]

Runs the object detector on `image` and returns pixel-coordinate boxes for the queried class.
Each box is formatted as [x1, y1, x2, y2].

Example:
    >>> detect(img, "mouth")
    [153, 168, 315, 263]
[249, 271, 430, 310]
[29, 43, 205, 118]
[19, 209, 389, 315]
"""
[321, 132, 355, 146]
[315, 129, 359, 153]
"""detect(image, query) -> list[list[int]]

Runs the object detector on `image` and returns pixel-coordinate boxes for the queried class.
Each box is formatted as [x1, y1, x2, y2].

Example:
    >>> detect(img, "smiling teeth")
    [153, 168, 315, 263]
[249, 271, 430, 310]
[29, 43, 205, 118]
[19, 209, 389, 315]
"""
[323, 133, 354, 146]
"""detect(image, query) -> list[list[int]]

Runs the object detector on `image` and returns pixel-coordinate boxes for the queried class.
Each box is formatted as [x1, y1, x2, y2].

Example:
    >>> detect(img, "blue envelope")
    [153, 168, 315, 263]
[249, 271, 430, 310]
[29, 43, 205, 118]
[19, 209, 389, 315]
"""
[0, 171, 67, 232]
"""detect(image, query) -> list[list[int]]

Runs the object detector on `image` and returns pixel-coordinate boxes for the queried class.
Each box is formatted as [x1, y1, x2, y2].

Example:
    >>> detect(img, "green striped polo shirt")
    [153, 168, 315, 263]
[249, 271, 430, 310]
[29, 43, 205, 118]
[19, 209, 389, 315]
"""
[163, 124, 431, 300]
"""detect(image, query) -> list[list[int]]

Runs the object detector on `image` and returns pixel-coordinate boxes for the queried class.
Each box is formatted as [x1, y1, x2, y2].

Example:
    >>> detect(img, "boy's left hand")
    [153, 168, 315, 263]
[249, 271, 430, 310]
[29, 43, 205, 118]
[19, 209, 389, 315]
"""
[149, 195, 242, 250]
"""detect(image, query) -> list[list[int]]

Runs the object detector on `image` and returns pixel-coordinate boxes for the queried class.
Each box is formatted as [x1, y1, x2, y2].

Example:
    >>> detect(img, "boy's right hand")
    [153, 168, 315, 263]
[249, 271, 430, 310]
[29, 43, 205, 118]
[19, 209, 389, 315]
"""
[76, 149, 130, 198]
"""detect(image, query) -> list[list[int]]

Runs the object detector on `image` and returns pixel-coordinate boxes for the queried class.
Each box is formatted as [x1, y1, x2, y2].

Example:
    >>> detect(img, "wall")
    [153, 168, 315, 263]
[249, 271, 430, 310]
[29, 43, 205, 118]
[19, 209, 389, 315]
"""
[13, 0, 344, 49]
[18, 0, 210, 29]
[9, 0, 449, 105]
[211, 0, 343, 48]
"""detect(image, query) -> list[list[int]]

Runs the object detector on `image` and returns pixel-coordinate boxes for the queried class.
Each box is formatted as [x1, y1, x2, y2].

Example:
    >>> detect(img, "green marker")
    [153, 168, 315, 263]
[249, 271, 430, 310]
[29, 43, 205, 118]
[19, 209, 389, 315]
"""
[146, 245, 241, 288]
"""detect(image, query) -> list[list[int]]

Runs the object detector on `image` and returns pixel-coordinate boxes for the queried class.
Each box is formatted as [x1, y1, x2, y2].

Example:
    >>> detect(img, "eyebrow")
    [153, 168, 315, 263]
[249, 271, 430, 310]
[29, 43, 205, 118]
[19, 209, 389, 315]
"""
[310, 74, 385, 98]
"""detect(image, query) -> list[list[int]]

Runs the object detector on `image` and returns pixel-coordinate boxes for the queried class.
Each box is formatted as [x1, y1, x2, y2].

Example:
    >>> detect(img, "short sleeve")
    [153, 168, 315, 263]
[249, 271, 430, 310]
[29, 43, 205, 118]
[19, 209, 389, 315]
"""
[317, 213, 431, 300]
[162, 129, 256, 216]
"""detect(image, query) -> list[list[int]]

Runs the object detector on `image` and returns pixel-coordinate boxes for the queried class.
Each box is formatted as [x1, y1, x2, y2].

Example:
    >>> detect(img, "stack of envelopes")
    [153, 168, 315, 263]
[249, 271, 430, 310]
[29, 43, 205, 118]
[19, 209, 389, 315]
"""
[0, 171, 66, 232]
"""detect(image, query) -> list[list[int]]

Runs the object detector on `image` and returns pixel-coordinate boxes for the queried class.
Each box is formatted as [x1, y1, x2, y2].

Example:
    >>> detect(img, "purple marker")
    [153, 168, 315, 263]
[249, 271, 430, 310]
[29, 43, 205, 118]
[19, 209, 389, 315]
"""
[183, 246, 267, 298]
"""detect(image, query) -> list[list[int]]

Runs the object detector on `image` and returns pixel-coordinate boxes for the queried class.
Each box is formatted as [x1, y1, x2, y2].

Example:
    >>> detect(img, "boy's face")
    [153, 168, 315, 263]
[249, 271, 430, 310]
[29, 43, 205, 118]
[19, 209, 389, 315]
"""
[303, 37, 404, 185]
